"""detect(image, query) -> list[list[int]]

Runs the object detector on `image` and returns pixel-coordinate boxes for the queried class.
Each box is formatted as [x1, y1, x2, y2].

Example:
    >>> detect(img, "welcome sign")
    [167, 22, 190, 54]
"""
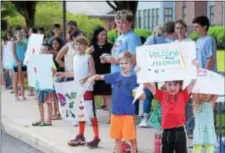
[136, 41, 197, 83]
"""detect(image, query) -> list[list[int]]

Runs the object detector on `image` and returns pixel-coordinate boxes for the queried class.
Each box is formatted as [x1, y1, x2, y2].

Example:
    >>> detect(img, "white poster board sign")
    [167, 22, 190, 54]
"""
[192, 69, 225, 95]
[24, 34, 44, 65]
[136, 41, 197, 83]
[3, 41, 14, 69]
[54, 80, 91, 121]
[27, 54, 54, 90]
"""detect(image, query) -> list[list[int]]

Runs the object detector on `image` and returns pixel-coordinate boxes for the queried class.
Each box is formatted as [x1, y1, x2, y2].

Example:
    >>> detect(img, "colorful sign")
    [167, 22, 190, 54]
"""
[27, 54, 54, 90]
[136, 41, 197, 83]
[23, 34, 44, 65]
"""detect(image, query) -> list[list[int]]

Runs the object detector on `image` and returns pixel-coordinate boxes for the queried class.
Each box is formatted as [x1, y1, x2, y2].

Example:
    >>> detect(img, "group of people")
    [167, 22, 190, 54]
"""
[0, 9, 219, 153]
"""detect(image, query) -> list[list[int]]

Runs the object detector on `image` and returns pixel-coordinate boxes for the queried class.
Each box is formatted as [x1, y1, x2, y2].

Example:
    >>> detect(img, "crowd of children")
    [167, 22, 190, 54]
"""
[1, 8, 222, 153]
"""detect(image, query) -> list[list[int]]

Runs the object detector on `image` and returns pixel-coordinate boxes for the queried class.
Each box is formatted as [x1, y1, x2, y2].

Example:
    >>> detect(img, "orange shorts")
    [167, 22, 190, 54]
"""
[110, 115, 136, 140]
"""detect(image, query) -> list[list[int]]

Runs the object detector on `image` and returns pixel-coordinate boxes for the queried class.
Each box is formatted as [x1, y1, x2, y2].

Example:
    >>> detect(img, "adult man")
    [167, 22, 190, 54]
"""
[66, 21, 79, 41]
[48, 24, 64, 44]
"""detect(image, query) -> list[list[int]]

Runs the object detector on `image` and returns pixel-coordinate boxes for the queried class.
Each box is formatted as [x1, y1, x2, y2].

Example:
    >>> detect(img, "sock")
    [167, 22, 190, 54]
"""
[91, 117, 99, 139]
[79, 121, 85, 136]
[192, 144, 202, 153]
[205, 144, 214, 153]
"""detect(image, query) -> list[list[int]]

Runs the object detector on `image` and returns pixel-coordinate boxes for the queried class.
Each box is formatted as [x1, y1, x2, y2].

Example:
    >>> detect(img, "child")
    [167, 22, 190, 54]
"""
[32, 43, 55, 126]
[143, 60, 198, 153]
[51, 37, 64, 120]
[56, 36, 100, 148]
[12, 31, 27, 101]
[192, 93, 218, 153]
[86, 52, 145, 153]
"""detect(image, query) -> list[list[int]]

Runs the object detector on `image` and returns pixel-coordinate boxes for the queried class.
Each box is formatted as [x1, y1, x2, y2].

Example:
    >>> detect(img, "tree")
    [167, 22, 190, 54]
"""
[106, 1, 138, 17]
[10, 1, 37, 27]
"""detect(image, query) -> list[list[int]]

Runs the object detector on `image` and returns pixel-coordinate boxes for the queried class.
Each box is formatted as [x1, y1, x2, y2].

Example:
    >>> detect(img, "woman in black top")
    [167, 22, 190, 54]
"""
[88, 26, 112, 115]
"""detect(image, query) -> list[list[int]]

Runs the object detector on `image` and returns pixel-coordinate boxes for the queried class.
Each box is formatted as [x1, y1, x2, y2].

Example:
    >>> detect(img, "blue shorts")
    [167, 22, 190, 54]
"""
[36, 90, 54, 103]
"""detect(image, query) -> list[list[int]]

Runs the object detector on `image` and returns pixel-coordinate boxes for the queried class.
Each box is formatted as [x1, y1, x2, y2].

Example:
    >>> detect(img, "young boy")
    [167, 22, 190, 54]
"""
[56, 36, 100, 148]
[32, 43, 55, 126]
[86, 52, 145, 153]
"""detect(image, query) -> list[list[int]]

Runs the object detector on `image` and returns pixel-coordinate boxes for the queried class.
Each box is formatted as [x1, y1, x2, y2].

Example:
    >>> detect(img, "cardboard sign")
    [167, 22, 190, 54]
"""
[2, 41, 14, 69]
[136, 41, 197, 83]
[192, 69, 225, 95]
[23, 34, 44, 65]
[27, 54, 54, 90]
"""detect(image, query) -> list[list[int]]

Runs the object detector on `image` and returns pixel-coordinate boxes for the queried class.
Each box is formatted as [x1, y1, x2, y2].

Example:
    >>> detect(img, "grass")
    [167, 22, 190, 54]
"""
[217, 50, 225, 72]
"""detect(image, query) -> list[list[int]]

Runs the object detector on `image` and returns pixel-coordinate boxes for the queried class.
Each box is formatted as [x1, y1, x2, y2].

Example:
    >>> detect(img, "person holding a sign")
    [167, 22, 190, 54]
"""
[12, 31, 27, 101]
[142, 60, 199, 153]
[32, 43, 56, 127]
[57, 36, 100, 148]
[86, 52, 146, 153]
[191, 93, 218, 153]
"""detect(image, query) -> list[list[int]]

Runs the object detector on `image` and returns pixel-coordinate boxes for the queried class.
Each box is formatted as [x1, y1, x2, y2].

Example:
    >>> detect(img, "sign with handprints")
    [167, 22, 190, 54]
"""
[136, 41, 197, 83]
[192, 68, 225, 96]
[54, 80, 92, 121]
[27, 54, 54, 90]
[24, 34, 44, 65]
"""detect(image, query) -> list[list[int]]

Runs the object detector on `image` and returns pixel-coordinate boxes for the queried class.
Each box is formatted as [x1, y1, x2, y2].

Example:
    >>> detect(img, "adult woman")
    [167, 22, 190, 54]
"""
[56, 30, 82, 74]
[87, 26, 113, 118]
[175, 20, 190, 41]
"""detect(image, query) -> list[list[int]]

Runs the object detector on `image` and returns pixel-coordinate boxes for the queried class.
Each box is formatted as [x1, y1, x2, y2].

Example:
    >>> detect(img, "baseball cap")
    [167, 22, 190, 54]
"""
[67, 20, 77, 26]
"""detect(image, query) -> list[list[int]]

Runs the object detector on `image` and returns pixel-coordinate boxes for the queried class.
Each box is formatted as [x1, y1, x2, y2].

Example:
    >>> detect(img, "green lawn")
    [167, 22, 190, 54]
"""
[217, 50, 225, 72]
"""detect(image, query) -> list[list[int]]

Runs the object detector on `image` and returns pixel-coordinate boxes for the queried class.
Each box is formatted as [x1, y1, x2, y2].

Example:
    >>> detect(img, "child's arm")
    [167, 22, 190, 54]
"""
[144, 82, 157, 95]
[55, 45, 68, 68]
[12, 43, 20, 65]
[55, 72, 73, 78]
[187, 59, 200, 94]
[88, 55, 96, 76]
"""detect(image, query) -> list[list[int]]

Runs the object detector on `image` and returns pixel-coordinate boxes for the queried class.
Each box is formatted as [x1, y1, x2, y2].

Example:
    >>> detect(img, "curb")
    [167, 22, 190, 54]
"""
[1, 116, 74, 153]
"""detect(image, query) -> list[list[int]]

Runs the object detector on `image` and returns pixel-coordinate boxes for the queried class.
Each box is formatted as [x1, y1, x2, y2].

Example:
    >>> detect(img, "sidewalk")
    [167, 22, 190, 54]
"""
[1, 88, 156, 153]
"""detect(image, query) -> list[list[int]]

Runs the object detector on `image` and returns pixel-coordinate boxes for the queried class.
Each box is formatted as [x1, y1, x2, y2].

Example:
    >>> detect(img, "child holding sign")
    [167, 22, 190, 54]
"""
[142, 60, 199, 153]
[86, 52, 145, 153]
[56, 36, 100, 148]
[192, 93, 218, 153]
[32, 44, 56, 126]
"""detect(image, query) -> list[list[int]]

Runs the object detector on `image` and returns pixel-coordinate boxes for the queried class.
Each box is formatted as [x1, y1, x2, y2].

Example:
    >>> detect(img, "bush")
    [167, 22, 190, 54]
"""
[189, 26, 225, 49]
[107, 28, 152, 44]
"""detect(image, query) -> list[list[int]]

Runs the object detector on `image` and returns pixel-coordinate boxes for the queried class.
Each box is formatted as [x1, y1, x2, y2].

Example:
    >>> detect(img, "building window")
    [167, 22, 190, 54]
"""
[138, 10, 142, 28]
[143, 9, 147, 29]
[147, 9, 151, 30]
[182, 6, 187, 23]
[149, 9, 152, 30]
[209, 5, 214, 24]
[156, 8, 159, 26]
[164, 7, 173, 22]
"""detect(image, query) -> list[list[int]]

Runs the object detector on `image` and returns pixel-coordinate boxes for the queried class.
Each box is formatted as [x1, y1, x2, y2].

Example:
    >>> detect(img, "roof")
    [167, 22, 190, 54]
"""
[66, 1, 113, 16]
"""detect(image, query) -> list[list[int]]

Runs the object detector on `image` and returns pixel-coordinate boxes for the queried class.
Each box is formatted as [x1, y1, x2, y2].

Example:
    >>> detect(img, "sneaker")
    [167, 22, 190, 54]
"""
[87, 137, 100, 149]
[68, 135, 86, 146]
[138, 119, 150, 128]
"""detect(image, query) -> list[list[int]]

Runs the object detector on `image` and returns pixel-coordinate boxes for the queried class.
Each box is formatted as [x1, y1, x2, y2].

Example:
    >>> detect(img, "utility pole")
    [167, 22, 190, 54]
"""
[63, 1, 66, 40]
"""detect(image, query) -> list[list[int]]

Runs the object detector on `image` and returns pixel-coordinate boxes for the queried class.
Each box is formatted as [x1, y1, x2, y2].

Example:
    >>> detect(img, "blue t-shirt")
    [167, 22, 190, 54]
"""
[104, 72, 138, 115]
[111, 31, 142, 73]
[144, 35, 169, 45]
[196, 35, 217, 72]
[12, 42, 27, 67]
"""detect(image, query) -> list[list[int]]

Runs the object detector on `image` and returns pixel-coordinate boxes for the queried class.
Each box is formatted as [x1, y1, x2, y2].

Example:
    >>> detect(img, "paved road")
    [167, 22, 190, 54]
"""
[1, 132, 43, 153]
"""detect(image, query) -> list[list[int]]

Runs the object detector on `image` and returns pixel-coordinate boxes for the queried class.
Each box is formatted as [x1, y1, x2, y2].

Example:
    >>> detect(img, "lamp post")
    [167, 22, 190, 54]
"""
[63, 1, 66, 40]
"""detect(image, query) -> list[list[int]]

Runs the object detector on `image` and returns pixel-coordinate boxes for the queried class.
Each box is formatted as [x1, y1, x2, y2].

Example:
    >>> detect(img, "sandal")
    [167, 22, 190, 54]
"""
[32, 121, 42, 126]
[38, 122, 52, 126]
[51, 114, 61, 120]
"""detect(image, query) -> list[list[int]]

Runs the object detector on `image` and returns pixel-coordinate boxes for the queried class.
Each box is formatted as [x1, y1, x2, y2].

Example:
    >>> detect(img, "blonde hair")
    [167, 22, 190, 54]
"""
[119, 51, 136, 65]
[115, 9, 134, 23]
[75, 36, 89, 46]
[152, 25, 164, 36]
[192, 93, 214, 110]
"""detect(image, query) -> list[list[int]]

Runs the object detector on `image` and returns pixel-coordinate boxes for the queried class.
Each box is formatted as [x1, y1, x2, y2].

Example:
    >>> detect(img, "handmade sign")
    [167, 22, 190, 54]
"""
[54, 80, 92, 121]
[27, 54, 54, 90]
[3, 41, 14, 69]
[136, 41, 197, 83]
[192, 68, 225, 95]
[23, 34, 44, 65]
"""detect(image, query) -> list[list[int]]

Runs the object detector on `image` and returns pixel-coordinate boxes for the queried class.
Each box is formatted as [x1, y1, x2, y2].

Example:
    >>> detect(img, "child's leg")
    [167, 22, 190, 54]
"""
[20, 71, 26, 99]
[38, 103, 44, 122]
[46, 94, 53, 125]
[115, 139, 122, 153]
[161, 130, 174, 153]
[91, 117, 99, 138]
[79, 121, 86, 136]
[13, 72, 19, 99]
[130, 139, 137, 153]
[192, 145, 202, 153]
[104, 95, 111, 122]
[205, 144, 214, 153]
[174, 127, 188, 153]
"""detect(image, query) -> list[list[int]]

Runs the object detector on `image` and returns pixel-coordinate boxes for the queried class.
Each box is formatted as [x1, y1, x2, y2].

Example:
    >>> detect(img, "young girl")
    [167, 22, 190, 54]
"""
[51, 37, 64, 120]
[32, 43, 56, 126]
[56, 36, 100, 148]
[87, 52, 145, 153]
[12, 31, 27, 101]
[192, 93, 218, 153]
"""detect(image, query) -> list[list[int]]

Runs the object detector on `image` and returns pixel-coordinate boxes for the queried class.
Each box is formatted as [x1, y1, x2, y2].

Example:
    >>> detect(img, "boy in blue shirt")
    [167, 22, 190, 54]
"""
[86, 52, 145, 153]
